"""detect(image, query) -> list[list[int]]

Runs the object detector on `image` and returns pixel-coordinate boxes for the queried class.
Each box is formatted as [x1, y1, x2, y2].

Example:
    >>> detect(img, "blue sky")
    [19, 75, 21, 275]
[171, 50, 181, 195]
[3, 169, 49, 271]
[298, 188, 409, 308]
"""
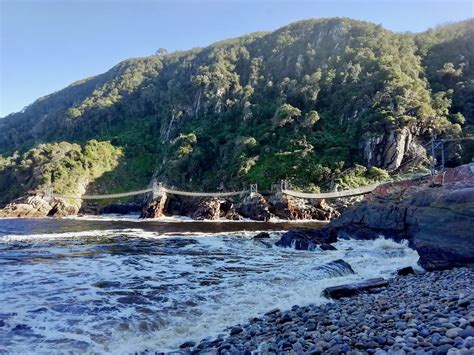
[1, 0, 473, 117]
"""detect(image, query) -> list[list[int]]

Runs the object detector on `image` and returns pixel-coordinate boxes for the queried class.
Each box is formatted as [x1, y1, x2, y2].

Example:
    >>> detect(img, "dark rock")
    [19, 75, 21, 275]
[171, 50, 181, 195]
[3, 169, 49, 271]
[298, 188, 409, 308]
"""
[179, 341, 196, 348]
[275, 228, 336, 250]
[236, 194, 272, 221]
[397, 267, 415, 276]
[325, 163, 474, 271]
[278, 314, 292, 324]
[457, 298, 471, 308]
[320, 244, 337, 251]
[322, 278, 389, 299]
[264, 308, 280, 316]
[99, 203, 141, 215]
[230, 326, 243, 335]
[314, 259, 355, 277]
[253, 232, 270, 239]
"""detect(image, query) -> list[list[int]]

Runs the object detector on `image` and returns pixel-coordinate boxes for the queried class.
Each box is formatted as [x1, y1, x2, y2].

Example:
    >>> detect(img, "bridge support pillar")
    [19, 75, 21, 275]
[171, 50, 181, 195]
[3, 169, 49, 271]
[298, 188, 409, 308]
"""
[152, 181, 164, 199]
[430, 140, 445, 175]
[250, 184, 258, 198]
[44, 186, 53, 201]
[280, 179, 290, 191]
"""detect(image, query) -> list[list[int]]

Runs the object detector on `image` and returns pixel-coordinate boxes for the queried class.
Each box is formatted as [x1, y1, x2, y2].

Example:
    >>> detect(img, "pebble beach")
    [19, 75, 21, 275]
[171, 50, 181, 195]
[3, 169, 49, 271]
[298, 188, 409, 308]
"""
[177, 267, 474, 354]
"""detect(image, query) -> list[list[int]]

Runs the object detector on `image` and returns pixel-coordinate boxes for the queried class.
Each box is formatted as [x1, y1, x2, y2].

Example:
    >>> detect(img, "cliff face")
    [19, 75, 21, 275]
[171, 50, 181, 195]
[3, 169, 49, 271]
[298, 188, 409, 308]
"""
[0, 18, 473, 202]
[328, 163, 474, 270]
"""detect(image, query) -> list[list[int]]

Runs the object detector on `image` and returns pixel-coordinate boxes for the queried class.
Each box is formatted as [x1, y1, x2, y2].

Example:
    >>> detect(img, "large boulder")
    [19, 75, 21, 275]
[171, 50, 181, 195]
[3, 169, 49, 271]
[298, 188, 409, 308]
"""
[275, 228, 337, 250]
[327, 163, 474, 270]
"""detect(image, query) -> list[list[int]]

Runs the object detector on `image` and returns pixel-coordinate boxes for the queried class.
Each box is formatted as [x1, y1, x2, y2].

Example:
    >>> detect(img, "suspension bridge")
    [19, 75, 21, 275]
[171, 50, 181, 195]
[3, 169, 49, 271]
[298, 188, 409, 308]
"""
[45, 137, 472, 202]
[48, 180, 380, 201]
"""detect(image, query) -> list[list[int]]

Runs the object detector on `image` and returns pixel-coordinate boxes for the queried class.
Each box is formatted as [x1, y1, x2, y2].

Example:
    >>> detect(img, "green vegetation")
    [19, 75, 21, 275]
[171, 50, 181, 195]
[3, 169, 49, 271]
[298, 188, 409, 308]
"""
[0, 18, 472, 199]
[0, 141, 121, 206]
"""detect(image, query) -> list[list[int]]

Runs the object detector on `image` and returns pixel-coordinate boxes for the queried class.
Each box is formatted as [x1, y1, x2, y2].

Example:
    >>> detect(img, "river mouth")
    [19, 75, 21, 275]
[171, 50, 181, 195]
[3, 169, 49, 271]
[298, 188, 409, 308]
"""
[0, 217, 420, 353]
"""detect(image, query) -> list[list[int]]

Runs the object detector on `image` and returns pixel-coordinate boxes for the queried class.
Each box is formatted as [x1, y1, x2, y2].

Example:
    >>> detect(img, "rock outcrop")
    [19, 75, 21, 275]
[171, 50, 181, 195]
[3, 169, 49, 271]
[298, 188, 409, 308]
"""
[325, 163, 473, 270]
[140, 193, 168, 219]
[362, 127, 426, 172]
[275, 163, 474, 270]
[236, 193, 272, 221]
[275, 228, 337, 250]
[193, 198, 221, 220]
[0, 194, 78, 217]
[269, 193, 340, 221]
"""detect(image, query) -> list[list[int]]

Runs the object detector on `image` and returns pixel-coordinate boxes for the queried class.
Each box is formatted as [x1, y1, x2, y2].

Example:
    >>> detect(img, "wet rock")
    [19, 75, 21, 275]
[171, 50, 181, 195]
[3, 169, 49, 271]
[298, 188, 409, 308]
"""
[314, 259, 355, 277]
[179, 340, 196, 348]
[275, 228, 336, 250]
[397, 267, 415, 276]
[320, 244, 337, 251]
[253, 232, 270, 239]
[326, 163, 474, 271]
[322, 278, 389, 299]
[230, 326, 243, 335]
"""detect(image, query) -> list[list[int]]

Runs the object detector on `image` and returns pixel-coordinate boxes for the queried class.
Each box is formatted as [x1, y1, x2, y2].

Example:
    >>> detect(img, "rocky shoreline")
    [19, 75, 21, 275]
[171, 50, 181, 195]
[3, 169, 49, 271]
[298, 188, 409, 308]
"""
[173, 267, 473, 354]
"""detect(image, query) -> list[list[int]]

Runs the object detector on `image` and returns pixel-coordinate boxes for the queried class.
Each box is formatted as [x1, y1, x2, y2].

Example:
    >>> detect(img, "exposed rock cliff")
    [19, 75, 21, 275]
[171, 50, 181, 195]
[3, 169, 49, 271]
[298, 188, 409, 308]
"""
[296, 163, 474, 270]
[362, 128, 427, 172]
[0, 194, 78, 217]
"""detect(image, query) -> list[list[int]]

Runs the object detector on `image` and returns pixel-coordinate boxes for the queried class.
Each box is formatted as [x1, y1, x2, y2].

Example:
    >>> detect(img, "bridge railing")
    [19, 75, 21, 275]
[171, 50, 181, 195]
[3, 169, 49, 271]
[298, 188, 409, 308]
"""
[50, 181, 380, 201]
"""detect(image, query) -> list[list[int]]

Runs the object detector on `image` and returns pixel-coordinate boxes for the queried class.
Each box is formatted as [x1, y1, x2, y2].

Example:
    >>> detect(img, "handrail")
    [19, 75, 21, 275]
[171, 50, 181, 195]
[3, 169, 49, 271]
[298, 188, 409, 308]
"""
[282, 183, 379, 199]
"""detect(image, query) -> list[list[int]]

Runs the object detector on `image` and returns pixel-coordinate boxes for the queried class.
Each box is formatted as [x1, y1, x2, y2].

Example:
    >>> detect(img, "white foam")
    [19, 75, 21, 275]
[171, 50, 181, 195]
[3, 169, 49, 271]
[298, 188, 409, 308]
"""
[0, 229, 420, 353]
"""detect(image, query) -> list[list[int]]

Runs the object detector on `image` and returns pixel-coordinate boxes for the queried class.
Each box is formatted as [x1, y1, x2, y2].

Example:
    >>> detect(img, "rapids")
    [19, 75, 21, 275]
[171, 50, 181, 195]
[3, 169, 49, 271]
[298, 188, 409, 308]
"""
[0, 217, 420, 353]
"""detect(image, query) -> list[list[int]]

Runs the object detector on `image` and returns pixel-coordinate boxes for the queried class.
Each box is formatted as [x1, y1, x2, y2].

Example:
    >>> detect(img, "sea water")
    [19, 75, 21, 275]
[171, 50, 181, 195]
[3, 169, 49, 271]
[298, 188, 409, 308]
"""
[0, 217, 420, 353]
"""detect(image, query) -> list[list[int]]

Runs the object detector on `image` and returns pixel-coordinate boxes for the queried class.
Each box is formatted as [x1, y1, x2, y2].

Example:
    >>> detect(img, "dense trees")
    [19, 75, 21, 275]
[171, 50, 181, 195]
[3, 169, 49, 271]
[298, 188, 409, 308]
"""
[0, 141, 121, 206]
[0, 18, 472, 196]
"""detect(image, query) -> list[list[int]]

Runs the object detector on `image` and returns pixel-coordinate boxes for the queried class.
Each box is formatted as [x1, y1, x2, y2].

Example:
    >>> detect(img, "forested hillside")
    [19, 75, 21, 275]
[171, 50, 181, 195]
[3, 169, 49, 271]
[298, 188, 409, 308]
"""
[0, 18, 472, 202]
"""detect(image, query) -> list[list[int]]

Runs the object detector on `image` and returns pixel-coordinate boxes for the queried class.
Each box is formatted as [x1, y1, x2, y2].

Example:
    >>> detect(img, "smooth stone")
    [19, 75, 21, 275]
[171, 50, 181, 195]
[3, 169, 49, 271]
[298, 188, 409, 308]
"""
[229, 326, 243, 336]
[446, 328, 463, 338]
[459, 327, 474, 338]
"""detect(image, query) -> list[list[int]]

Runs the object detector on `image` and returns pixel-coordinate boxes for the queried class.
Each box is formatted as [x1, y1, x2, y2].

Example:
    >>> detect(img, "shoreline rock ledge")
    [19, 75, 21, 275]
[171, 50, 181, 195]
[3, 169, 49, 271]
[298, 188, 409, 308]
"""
[276, 162, 474, 271]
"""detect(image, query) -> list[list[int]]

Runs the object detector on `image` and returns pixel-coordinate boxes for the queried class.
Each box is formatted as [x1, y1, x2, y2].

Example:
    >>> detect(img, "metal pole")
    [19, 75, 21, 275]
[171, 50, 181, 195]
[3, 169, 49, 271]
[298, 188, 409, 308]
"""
[430, 139, 435, 176]
[440, 141, 445, 172]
